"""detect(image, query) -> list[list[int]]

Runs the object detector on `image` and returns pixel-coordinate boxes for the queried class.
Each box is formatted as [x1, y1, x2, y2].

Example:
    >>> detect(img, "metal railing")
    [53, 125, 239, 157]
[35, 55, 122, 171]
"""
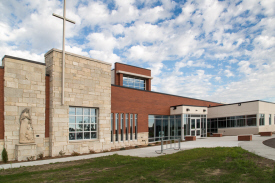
[155, 137, 181, 154]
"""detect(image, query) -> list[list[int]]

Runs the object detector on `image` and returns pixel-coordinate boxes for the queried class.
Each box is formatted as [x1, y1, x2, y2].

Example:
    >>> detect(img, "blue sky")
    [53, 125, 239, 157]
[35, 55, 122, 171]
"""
[1, 0, 275, 103]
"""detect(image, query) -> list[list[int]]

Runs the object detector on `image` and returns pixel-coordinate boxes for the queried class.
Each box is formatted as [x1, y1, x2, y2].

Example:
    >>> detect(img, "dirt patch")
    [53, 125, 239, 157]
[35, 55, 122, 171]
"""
[205, 168, 225, 176]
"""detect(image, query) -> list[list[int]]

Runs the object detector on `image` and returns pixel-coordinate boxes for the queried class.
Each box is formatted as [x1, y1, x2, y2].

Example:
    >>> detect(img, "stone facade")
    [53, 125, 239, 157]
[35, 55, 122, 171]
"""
[15, 143, 37, 161]
[2, 56, 46, 161]
[0, 139, 3, 161]
[44, 49, 112, 156]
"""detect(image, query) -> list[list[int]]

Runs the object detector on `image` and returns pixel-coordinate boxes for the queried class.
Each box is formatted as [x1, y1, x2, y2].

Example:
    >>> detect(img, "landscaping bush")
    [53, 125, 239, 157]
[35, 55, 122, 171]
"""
[38, 153, 44, 159]
[120, 147, 126, 150]
[71, 151, 80, 156]
[1, 147, 8, 163]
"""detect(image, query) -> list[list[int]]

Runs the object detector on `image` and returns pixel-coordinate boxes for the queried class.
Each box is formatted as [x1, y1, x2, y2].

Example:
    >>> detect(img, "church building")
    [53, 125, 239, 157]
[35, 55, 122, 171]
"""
[0, 48, 274, 161]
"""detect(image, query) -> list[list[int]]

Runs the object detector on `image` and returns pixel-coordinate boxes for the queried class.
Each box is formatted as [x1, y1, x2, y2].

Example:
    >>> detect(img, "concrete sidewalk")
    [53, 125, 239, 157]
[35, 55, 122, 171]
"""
[1, 135, 274, 170]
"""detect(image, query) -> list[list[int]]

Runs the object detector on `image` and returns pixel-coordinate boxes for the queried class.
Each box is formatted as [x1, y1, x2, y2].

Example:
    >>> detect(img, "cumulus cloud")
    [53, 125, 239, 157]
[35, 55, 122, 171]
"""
[1, 0, 275, 103]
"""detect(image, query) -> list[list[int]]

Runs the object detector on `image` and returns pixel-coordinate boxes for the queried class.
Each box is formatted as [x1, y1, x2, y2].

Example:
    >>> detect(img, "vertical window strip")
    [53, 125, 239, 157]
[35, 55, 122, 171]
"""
[130, 114, 133, 140]
[126, 114, 128, 140]
[269, 114, 271, 125]
[135, 114, 137, 140]
[259, 114, 265, 126]
[121, 113, 124, 141]
[115, 113, 118, 141]
[111, 113, 113, 142]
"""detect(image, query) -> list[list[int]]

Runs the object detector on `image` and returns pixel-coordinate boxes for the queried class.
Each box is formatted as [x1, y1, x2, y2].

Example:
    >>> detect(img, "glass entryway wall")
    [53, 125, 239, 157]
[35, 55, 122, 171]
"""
[183, 114, 207, 137]
[207, 114, 257, 134]
[148, 115, 181, 142]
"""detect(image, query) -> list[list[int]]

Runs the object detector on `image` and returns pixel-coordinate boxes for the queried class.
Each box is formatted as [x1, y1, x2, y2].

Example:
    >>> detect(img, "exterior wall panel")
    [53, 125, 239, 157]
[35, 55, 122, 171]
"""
[0, 68, 4, 140]
[111, 85, 220, 133]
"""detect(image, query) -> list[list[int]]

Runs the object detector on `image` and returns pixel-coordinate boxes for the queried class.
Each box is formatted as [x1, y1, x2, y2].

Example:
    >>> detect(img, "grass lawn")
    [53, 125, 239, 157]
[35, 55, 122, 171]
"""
[0, 147, 275, 182]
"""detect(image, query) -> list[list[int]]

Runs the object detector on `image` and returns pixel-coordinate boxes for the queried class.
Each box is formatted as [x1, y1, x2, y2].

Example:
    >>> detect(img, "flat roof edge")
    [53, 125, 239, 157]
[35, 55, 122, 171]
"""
[2, 55, 45, 66]
[45, 48, 112, 66]
[111, 84, 221, 104]
[208, 100, 275, 108]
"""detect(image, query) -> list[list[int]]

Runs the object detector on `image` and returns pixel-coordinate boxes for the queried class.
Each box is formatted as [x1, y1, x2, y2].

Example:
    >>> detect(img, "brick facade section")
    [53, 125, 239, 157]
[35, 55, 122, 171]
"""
[111, 85, 220, 133]
[0, 68, 4, 139]
[45, 75, 50, 138]
[114, 63, 152, 91]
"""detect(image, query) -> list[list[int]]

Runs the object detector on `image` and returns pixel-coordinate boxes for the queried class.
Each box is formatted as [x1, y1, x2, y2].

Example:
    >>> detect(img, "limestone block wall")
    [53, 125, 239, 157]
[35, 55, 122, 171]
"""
[0, 140, 3, 161]
[45, 49, 112, 156]
[2, 56, 46, 160]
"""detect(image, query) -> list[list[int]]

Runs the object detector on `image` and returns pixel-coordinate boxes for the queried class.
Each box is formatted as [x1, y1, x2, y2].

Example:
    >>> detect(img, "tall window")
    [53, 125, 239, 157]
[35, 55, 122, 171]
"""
[130, 114, 133, 140]
[259, 114, 265, 126]
[269, 114, 271, 125]
[121, 113, 124, 141]
[69, 107, 97, 140]
[115, 113, 118, 141]
[125, 114, 128, 140]
[111, 113, 113, 142]
[123, 76, 145, 90]
[148, 115, 182, 142]
[135, 114, 137, 140]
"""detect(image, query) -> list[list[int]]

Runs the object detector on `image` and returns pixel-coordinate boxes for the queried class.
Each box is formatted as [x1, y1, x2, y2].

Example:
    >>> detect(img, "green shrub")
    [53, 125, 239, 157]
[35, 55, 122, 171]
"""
[120, 147, 126, 150]
[38, 153, 44, 159]
[2, 147, 8, 163]
[135, 146, 139, 148]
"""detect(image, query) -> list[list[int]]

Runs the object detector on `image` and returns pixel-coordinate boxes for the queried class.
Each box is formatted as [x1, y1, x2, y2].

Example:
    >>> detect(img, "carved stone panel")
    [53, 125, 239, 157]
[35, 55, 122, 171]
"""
[19, 108, 35, 144]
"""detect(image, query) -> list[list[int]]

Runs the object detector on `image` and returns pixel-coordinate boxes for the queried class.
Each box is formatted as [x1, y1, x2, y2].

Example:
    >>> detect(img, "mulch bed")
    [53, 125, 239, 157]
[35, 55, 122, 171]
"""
[263, 138, 275, 148]
[0, 142, 180, 165]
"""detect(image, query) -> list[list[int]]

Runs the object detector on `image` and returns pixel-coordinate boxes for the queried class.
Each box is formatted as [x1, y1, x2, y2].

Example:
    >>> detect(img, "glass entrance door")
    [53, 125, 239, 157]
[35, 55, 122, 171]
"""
[190, 118, 201, 137]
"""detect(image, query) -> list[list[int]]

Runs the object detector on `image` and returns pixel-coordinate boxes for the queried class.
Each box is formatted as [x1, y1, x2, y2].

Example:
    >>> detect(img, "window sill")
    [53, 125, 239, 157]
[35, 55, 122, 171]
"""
[69, 139, 99, 143]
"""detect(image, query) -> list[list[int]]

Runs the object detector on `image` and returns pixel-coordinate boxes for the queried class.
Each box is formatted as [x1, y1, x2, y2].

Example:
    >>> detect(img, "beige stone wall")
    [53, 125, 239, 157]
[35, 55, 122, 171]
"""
[45, 49, 112, 156]
[259, 101, 275, 130]
[208, 101, 259, 118]
[2, 57, 46, 160]
[0, 139, 3, 161]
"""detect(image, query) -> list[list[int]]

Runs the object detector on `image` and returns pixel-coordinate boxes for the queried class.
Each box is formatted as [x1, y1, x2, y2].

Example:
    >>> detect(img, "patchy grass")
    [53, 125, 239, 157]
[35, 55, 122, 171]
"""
[0, 147, 274, 182]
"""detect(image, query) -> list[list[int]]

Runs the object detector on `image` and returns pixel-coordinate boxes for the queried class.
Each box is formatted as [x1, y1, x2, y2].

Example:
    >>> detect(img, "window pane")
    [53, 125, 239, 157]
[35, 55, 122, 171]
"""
[69, 116, 75, 123]
[69, 124, 75, 132]
[91, 132, 96, 139]
[91, 109, 96, 116]
[84, 124, 90, 131]
[69, 108, 75, 115]
[84, 132, 90, 139]
[91, 117, 96, 123]
[76, 108, 83, 115]
[77, 133, 83, 140]
[83, 116, 89, 123]
[84, 108, 90, 115]
[91, 124, 96, 131]
[76, 116, 83, 123]
[69, 133, 75, 140]
[76, 124, 83, 131]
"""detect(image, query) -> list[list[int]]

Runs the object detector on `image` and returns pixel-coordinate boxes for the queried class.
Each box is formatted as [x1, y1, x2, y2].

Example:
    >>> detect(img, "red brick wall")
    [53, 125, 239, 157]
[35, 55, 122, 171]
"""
[114, 63, 151, 89]
[0, 68, 4, 139]
[111, 85, 220, 133]
[45, 75, 50, 138]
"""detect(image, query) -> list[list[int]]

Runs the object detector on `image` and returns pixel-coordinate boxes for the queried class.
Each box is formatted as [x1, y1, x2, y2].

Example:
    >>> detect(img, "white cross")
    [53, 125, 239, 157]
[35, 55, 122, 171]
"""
[53, 0, 75, 105]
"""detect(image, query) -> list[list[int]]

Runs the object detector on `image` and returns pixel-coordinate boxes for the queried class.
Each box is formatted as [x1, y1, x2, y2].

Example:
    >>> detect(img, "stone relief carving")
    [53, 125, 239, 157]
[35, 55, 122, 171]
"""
[19, 108, 35, 144]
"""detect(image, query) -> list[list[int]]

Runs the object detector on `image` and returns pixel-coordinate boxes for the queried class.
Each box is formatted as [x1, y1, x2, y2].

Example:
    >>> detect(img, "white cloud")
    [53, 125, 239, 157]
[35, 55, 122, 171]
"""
[224, 69, 234, 77]
[89, 50, 120, 65]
